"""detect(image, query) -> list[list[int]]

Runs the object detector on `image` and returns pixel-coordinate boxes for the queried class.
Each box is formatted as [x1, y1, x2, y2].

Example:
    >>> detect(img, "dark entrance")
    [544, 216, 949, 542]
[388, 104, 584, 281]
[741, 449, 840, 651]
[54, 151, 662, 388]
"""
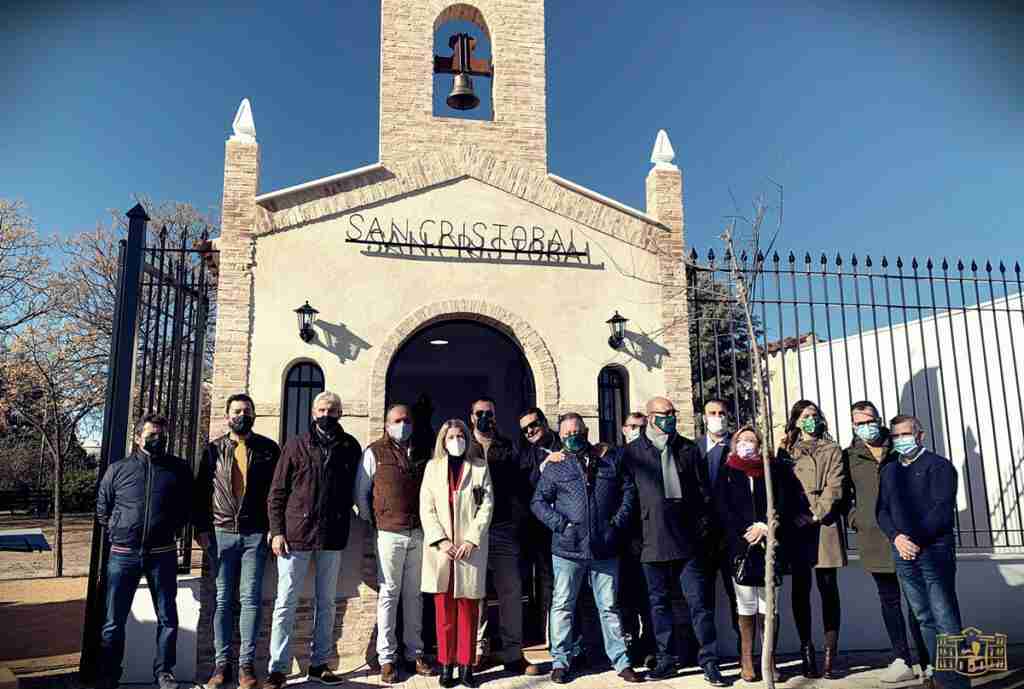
[385, 319, 545, 649]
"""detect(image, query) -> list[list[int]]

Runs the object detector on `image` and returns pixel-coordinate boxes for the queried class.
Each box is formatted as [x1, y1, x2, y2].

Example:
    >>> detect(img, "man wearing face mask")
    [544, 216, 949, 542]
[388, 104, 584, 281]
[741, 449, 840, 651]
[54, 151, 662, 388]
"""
[265, 392, 362, 689]
[877, 415, 965, 689]
[694, 399, 740, 657]
[354, 403, 434, 683]
[467, 397, 540, 676]
[96, 414, 193, 689]
[531, 413, 641, 684]
[194, 394, 281, 689]
[843, 402, 931, 685]
[624, 397, 726, 687]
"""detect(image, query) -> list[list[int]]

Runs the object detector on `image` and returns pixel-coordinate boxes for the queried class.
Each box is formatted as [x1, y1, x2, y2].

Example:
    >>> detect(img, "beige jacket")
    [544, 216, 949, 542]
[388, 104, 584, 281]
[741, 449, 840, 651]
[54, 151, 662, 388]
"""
[419, 457, 493, 599]
[786, 437, 849, 568]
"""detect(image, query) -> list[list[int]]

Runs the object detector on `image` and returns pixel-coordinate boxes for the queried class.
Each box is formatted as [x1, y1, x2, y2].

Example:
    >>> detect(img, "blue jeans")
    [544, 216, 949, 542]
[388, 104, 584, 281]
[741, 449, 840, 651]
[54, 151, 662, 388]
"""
[268, 549, 342, 674]
[101, 549, 178, 681]
[551, 555, 630, 672]
[643, 558, 718, 669]
[894, 540, 967, 689]
[212, 530, 269, 667]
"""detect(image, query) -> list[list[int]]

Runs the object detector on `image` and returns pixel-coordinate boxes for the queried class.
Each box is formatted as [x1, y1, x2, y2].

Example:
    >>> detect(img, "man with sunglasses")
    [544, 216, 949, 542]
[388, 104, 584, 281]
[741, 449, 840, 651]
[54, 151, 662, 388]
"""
[467, 397, 540, 676]
[623, 397, 726, 686]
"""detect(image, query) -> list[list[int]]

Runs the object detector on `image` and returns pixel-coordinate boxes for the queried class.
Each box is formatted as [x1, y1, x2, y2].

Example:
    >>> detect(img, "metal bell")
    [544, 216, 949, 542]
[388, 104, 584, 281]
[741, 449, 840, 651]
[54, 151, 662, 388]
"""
[446, 73, 479, 111]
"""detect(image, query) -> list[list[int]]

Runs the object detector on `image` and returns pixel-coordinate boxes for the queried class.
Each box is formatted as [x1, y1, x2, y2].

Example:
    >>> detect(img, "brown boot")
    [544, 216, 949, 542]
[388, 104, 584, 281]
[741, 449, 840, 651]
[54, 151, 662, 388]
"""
[206, 665, 230, 689]
[380, 663, 398, 685]
[738, 615, 757, 682]
[823, 630, 840, 679]
[238, 666, 258, 689]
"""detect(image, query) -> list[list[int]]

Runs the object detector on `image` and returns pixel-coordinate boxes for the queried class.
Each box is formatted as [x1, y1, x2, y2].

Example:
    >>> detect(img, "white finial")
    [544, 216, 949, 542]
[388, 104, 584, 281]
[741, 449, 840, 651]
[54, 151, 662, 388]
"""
[230, 98, 256, 143]
[650, 129, 677, 169]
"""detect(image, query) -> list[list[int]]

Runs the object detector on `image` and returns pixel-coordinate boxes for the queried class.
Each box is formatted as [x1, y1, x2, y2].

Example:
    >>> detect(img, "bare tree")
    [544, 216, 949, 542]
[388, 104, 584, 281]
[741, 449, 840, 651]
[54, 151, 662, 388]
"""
[0, 200, 52, 339]
[719, 184, 783, 687]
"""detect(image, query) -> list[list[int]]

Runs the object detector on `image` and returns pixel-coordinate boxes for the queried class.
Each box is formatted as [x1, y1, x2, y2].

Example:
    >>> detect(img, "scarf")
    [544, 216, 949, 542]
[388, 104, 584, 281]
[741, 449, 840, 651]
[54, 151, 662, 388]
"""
[726, 452, 765, 479]
[646, 426, 682, 498]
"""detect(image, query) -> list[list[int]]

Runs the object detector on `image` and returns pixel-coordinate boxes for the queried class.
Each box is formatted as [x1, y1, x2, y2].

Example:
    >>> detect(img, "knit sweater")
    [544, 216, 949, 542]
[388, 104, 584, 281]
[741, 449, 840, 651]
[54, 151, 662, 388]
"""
[876, 449, 958, 548]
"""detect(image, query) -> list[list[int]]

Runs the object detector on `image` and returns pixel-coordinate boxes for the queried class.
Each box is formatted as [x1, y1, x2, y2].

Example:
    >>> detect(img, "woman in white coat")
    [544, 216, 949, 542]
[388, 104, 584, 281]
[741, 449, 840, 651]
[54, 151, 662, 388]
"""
[420, 419, 493, 688]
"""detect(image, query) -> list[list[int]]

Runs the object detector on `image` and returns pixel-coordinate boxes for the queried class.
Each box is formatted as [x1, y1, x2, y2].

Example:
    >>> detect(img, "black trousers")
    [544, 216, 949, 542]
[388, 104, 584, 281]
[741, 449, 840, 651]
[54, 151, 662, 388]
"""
[791, 564, 841, 641]
[872, 572, 930, 667]
[703, 547, 739, 639]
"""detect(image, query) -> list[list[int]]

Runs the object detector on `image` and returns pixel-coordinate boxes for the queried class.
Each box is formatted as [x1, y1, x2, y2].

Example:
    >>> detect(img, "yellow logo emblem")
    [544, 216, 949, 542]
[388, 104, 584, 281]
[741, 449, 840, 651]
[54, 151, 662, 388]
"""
[936, 627, 1008, 677]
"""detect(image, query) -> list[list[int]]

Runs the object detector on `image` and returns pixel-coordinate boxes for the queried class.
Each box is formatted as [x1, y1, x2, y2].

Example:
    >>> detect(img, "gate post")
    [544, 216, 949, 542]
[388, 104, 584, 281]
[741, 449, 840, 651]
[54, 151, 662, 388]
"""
[645, 131, 696, 436]
[80, 203, 148, 682]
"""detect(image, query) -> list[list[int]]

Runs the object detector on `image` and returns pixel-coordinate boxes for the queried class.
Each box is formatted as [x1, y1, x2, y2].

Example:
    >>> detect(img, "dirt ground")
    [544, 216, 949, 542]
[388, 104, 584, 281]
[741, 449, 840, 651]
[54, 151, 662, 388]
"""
[0, 514, 96, 581]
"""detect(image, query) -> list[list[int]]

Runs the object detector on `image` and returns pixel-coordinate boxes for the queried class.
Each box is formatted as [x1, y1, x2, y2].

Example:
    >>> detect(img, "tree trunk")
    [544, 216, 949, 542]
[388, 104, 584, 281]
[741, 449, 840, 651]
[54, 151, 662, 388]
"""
[52, 442, 64, 578]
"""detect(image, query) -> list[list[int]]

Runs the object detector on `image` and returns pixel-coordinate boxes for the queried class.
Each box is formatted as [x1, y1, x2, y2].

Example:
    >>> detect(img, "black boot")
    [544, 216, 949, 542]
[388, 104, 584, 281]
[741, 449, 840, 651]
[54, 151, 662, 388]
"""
[800, 641, 820, 678]
[459, 665, 477, 689]
[822, 631, 840, 679]
[440, 665, 457, 688]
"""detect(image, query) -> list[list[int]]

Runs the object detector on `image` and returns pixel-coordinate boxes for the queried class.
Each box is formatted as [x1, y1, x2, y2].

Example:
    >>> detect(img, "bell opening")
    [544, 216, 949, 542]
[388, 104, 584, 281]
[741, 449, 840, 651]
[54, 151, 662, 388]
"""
[433, 19, 492, 121]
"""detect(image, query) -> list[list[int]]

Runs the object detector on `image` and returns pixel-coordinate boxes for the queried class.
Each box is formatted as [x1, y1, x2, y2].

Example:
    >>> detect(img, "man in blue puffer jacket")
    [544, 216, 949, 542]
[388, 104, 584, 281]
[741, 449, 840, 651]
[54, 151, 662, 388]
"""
[531, 413, 641, 684]
[95, 413, 194, 689]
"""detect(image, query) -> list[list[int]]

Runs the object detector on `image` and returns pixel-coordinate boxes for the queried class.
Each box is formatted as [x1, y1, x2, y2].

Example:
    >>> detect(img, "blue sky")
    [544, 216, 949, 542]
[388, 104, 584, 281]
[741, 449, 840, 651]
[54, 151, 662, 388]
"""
[4, 0, 1022, 265]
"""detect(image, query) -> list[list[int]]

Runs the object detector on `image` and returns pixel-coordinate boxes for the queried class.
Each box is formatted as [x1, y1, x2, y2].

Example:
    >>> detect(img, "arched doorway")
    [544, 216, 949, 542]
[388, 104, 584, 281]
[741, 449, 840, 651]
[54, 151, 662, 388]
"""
[386, 319, 536, 439]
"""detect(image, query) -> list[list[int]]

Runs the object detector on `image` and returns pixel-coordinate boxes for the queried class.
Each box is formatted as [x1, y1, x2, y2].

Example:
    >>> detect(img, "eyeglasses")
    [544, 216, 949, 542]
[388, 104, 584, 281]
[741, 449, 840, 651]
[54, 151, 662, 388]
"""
[653, 410, 677, 418]
[474, 410, 495, 419]
[520, 419, 544, 434]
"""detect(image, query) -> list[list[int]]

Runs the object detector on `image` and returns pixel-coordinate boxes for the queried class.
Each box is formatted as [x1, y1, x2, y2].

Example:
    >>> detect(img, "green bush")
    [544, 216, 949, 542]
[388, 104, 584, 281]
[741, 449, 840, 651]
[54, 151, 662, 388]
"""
[63, 467, 98, 513]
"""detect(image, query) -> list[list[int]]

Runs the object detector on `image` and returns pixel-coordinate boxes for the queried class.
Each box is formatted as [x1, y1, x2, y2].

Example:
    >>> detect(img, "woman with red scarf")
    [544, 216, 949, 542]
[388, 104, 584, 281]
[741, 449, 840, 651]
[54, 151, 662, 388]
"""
[716, 426, 793, 682]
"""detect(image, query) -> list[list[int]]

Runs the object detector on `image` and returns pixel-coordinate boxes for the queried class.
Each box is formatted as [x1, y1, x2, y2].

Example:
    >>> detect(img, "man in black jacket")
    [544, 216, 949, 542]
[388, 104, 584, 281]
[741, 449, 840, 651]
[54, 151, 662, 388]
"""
[194, 394, 280, 689]
[96, 413, 193, 689]
[468, 397, 539, 676]
[264, 391, 362, 689]
[625, 397, 725, 687]
[694, 398, 739, 653]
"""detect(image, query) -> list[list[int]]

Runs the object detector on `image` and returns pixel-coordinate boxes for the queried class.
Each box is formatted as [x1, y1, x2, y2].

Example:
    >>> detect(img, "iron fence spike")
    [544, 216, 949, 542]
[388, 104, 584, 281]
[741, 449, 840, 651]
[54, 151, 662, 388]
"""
[881, 256, 889, 267]
[985, 260, 993, 272]
[957, 259, 964, 271]
[1016, 261, 1021, 274]
[896, 256, 904, 268]
[707, 248, 716, 261]
[926, 258, 934, 270]
[755, 250, 764, 262]
[788, 251, 796, 263]
[911, 257, 919, 270]
[689, 248, 698, 261]
[835, 252, 843, 266]
[772, 251, 780, 262]
[740, 250, 748, 262]
[866, 255, 873, 267]
[999, 261, 1006, 273]
[804, 252, 812, 263]
[942, 258, 949, 270]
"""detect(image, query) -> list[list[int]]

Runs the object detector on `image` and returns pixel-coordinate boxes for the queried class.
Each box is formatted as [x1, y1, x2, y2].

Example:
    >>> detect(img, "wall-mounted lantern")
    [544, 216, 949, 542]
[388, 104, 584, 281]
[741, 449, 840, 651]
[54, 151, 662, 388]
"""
[606, 311, 628, 349]
[294, 301, 319, 343]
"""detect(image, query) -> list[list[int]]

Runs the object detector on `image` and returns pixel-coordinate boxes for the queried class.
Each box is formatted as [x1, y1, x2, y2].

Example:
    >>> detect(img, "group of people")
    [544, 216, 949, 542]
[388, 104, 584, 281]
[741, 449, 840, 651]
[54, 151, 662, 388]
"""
[93, 389, 964, 689]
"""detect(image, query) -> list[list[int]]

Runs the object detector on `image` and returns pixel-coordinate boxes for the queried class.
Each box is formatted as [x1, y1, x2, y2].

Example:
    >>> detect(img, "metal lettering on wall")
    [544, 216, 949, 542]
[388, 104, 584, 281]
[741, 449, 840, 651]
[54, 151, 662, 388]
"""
[345, 213, 604, 269]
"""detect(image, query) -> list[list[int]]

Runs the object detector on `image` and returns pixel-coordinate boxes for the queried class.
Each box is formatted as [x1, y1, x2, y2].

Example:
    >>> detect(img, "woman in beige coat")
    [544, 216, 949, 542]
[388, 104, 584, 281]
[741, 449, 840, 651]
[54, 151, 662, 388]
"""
[420, 419, 493, 688]
[778, 400, 847, 680]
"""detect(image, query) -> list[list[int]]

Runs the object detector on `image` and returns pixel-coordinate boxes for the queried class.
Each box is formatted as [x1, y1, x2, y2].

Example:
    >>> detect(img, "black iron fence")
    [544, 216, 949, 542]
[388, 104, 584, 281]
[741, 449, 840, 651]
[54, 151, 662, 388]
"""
[687, 248, 1024, 550]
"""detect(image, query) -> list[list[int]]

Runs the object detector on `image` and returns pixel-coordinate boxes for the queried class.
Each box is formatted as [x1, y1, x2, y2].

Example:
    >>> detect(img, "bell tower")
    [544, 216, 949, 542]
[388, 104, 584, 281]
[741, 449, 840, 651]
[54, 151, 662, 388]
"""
[378, 0, 548, 171]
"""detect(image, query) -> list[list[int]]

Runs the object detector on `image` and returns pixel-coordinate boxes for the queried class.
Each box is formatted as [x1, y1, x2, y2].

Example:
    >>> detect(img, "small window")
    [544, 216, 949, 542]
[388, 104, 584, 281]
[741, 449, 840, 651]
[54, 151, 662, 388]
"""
[281, 362, 325, 444]
[598, 367, 628, 445]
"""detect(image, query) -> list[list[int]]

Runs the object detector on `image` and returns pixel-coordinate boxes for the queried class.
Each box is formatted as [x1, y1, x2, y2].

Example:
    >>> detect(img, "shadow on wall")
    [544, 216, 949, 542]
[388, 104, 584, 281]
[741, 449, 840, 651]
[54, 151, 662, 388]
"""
[621, 329, 669, 371]
[314, 319, 373, 364]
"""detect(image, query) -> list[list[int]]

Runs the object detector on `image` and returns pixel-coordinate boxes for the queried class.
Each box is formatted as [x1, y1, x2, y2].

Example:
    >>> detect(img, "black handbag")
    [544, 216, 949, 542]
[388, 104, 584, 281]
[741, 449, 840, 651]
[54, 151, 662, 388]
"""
[733, 542, 767, 586]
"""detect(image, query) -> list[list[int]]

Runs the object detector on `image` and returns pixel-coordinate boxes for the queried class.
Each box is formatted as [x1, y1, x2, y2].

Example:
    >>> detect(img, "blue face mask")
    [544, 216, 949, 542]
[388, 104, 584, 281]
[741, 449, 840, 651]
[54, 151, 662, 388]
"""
[854, 422, 881, 443]
[563, 434, 587, 453]
[653, 414, 677, 435]
[892, 436, 919, 456]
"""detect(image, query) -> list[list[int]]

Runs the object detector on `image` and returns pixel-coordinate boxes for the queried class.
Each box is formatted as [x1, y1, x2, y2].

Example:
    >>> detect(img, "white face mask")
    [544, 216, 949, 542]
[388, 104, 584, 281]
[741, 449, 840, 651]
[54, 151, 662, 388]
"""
[446, 437, 467, 457]
[387, 421, 412, 443]
[706, 415, 727, 435]
[624, 428, 642, 444]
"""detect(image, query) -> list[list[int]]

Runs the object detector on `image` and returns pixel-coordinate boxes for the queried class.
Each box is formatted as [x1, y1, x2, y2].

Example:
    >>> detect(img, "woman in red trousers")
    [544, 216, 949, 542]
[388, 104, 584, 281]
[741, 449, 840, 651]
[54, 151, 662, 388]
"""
[420, 419, 494, 688]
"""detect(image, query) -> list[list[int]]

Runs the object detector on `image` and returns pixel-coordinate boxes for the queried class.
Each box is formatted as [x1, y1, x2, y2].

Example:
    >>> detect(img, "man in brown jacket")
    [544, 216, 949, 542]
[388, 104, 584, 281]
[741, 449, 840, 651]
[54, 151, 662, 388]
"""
[354, 403, 434, 683]
[264, 391, 361, 689]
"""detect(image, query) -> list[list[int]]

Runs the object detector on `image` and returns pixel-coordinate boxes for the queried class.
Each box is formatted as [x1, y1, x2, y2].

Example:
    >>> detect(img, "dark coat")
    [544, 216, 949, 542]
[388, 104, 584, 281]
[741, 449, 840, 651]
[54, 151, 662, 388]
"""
[267, 426, 361, 551]
[843, 438, 897, 573]
[695, 434, 732, 500]
[531, 444, 636, 561]
[716, 459, 795, 570]
[877, 449, 957, 549]
[468, 434, 530, 533]
[194, 432, 280, 536]
[624, 431, 712, 563]
[96, 450, 193, 552]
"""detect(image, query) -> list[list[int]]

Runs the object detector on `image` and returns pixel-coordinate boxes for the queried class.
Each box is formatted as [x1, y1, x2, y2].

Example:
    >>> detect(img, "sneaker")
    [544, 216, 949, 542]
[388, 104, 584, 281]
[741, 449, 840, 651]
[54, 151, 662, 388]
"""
[156, 672, 178, 689]
[262, 672, 287, 689]
[920, 664, 935, 689]
[238, 666, 259, 689]
[618, 668, 644, 683]
[551, 668, 570, 684]
[643, 655, 658, 670]
[306, 665, 343, 686]
[503, 658, 540, 676]
[881, 658, 916, 683]
[206, 665, 230, 689]
[647, 662, 677, 680]
[702, 663, 727, 687]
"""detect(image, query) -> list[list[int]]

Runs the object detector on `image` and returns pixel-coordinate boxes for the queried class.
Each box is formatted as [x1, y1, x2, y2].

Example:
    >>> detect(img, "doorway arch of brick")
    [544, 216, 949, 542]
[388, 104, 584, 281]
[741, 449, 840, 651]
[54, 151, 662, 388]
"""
[368, 300, 560, 429]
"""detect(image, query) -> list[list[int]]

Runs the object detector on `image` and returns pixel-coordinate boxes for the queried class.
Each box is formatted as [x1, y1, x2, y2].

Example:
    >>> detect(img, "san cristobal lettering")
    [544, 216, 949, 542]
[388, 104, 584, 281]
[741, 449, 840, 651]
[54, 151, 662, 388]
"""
[344, 213, 593, 265]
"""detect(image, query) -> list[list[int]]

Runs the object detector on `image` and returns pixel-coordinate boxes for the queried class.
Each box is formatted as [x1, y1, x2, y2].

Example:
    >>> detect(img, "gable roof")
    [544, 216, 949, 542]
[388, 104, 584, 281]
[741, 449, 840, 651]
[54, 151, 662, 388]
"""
[254, 145, 670, 252]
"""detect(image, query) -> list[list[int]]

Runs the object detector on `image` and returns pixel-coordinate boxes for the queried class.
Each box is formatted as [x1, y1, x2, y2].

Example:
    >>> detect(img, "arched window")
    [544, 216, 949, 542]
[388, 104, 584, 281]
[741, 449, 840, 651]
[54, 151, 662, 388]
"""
[433, 14, 493, 121]
[598, 367, 628, 445]
[281, 362, 325, 444]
